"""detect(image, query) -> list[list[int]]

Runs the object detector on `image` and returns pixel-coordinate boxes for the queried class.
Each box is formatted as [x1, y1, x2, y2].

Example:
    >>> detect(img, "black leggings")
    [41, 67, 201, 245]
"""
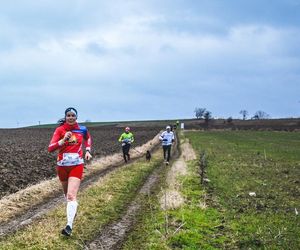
[122, 144, 131, 162]
[163, 145, 171, 161]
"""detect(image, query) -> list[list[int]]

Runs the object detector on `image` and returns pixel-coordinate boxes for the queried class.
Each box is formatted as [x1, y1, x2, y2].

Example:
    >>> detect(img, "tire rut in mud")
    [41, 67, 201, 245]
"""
[86, 165, 163, 250]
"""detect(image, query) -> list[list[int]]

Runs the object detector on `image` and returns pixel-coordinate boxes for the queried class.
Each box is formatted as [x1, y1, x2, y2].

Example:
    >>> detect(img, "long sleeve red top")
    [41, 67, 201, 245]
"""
[48, 122, 92, 165]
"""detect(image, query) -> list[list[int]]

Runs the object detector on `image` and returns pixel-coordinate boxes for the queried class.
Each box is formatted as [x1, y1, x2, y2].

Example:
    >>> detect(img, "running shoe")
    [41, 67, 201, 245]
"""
[61, 225, 72, 236]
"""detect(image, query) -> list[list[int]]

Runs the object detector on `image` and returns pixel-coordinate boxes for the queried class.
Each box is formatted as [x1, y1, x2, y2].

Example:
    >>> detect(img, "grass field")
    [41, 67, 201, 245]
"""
[186, 131, 300, 249]
[123, 131, 300, 249]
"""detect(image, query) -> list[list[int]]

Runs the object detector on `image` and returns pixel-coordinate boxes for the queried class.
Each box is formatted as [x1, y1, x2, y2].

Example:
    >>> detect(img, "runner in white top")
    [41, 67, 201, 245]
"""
[159, 126, 175, 165]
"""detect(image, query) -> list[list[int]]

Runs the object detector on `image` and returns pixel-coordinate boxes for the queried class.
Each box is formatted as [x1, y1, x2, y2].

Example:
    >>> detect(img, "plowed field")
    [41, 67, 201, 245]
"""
[0, 126, 161, 198]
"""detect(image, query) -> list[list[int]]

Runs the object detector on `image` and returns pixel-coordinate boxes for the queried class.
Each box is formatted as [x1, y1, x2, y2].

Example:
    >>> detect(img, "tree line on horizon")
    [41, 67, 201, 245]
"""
[194, 108, 270, 121]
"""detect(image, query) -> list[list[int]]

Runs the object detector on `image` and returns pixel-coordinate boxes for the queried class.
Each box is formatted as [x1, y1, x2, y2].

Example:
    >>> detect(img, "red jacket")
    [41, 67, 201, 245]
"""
[48, 122, 92, 166]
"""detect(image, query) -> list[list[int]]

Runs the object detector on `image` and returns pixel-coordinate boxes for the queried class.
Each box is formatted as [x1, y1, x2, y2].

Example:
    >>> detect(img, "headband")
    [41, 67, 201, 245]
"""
[65, 107, 78, 117]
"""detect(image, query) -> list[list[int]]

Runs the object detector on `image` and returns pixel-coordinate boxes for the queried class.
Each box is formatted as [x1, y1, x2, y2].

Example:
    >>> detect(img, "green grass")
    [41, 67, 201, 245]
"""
[123, 149, 232, 249]
[123, 131, 300, 249]
[0, 153, 163, 249]
[186, 131, 300, 249]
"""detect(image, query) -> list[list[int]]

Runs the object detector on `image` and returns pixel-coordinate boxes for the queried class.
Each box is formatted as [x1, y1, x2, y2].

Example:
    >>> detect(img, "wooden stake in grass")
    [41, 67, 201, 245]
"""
[164, 188, 169, 237]
[200, 150, 207, 185]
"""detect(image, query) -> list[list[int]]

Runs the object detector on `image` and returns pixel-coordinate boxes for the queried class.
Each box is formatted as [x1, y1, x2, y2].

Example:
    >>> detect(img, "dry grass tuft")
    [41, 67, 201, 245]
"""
[159, 138, 198, 210]
[159, 190, 185, 210]
[0, 178, 60, 223]
[181, 140, 197, 161]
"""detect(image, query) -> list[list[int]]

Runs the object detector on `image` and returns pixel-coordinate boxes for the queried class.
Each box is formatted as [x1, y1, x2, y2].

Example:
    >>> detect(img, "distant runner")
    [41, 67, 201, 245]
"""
[48, 107, 92, 236]
[159, 125, 175, 165]
[118, 127, 134, 163]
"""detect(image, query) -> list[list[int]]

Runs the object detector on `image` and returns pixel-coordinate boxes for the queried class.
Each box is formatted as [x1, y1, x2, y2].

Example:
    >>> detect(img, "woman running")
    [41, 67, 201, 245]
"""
[48, 107, 92, 236]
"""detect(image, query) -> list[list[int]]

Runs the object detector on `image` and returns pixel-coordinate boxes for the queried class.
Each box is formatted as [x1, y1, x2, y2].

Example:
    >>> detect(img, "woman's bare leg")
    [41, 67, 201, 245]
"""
[66, 177, 81, 201]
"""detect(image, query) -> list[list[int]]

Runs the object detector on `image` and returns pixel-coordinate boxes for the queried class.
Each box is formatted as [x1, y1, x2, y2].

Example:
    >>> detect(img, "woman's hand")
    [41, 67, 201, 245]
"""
[58, 132, 73, 146]
[85, 151, 92, 161]
[63, 132, 72, 142]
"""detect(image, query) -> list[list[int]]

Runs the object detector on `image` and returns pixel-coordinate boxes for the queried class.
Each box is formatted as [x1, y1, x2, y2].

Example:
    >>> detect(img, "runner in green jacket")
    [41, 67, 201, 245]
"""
[118, 127, 134, 163]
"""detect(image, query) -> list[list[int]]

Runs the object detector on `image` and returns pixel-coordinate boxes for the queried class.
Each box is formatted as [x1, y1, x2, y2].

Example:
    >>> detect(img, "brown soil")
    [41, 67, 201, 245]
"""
[0, 126, 161, 198]
[182, 118, 300, 131]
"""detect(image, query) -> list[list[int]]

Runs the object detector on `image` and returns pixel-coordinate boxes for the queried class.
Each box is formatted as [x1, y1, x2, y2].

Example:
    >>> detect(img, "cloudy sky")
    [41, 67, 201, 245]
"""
[0, 0, 299, 128]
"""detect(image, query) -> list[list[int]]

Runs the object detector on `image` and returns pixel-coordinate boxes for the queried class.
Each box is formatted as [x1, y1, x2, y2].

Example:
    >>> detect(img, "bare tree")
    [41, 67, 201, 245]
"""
[252, 111, 270, 120]
[239, 110, 248, 120]
[204, 111, 212, 123]
[194, 107, 206, 119]
[227, 117, 233, 124]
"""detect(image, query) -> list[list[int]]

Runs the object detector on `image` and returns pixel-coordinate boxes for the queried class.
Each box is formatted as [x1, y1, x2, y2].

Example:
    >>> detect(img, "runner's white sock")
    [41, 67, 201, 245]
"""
[66, 200, 78, 229]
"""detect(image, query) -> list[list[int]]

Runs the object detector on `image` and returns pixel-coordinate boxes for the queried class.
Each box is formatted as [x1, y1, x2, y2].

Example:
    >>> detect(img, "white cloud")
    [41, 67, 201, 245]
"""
[0, 1, 299, 127]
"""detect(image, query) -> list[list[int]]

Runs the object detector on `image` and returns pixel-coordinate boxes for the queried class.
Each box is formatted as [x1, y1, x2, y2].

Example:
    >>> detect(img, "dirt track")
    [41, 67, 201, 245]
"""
[86, 162, 165, 250]
[85, 136, 180, 249]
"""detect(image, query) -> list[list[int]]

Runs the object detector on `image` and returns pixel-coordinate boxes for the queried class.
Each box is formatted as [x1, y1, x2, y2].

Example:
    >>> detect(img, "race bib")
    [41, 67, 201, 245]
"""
[58, 153, 83, 166]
